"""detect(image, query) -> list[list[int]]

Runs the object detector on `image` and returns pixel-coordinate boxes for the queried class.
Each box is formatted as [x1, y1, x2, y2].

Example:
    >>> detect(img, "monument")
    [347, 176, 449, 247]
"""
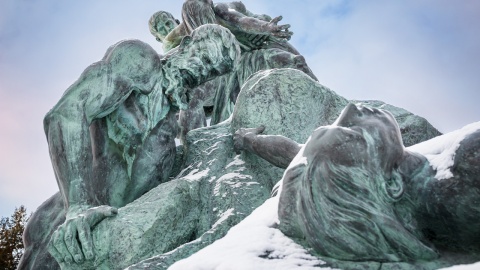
[19, 1, 479, 270]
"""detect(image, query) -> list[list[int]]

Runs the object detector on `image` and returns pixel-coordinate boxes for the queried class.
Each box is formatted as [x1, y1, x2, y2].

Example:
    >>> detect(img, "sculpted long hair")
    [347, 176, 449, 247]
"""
[279, 127, 437, 262]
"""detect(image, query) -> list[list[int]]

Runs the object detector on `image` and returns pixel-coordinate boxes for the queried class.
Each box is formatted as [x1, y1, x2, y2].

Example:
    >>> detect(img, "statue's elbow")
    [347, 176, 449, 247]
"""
[43, 109, 61, 138]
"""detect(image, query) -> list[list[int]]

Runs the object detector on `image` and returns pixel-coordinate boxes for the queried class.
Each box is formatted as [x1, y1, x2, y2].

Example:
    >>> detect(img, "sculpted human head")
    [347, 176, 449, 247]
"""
[334, 103, 404, 170]
[279, 103, 437, 262]
[149, 11, 180, 42]
[103, 39, 163, 94]
[302, 104, 408, 206]
[161, 24, 240, 109]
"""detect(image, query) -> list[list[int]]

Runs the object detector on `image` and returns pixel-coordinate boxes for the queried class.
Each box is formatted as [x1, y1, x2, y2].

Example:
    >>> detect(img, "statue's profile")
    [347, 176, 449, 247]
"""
[19, 24, 241, 269]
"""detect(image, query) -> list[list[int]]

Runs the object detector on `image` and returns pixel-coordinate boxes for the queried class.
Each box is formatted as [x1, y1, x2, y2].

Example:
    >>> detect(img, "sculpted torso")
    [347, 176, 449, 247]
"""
[89, 91, 177, 207]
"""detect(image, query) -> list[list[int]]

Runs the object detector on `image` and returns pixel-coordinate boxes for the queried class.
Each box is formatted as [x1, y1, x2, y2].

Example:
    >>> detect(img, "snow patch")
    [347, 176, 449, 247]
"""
[211, 208, 235, 229]
[204, 141, 222, 155]
[226, 155, 246, 169]
[213, 173, 254, 196]
[170, 195, 326, 270]
[408, 122, 480, 180]
[440, 261, 480, 270]
[183, 168, 210, 182]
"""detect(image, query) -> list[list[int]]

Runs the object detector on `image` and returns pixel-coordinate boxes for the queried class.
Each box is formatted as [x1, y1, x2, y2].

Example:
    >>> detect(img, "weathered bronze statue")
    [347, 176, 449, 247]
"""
[234, 103, 480, 268]
[149, 1, 318, 141]
[19, 24, 240, 269]
[19, 1, 479, 268]
[149, 11, 180, 44]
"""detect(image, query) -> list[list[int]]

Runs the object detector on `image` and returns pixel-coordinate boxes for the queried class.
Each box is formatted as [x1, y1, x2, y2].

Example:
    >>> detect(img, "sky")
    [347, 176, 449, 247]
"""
[0, 0, 479, 218]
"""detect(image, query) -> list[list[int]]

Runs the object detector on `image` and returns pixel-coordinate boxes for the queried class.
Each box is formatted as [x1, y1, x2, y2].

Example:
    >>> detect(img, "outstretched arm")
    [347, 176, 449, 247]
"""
[234, 126, 301, 169]
[226, 1, 272, 22]
[214, 3, 292, 41]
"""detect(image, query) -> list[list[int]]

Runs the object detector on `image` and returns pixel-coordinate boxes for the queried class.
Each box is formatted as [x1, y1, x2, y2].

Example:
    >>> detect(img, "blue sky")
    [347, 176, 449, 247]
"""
[0, 0, 479, 218]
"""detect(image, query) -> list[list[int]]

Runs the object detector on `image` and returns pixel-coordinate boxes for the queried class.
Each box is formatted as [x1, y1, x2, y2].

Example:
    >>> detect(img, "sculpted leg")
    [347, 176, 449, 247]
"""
[18, 192, 65, 270]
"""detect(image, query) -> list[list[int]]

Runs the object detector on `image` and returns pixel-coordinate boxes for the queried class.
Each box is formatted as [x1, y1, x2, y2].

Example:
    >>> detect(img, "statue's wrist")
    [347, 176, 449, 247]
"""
[243, 133, 257, 153]
[66, 204, 93, 220]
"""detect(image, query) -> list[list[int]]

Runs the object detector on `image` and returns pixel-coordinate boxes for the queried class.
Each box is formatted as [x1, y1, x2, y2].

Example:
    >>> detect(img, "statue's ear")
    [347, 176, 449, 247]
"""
[384, 170, 404, 202]
[179, 36, 192, 49]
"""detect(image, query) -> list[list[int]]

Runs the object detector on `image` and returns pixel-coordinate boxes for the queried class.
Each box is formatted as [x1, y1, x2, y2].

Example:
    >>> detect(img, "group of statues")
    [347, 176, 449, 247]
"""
[18, 1, 480, 270]
[149, 0, 317, 141]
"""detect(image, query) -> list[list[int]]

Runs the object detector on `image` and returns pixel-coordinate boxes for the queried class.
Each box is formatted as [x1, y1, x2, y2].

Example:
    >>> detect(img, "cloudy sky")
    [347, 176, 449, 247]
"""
[0, 0, 479, 218]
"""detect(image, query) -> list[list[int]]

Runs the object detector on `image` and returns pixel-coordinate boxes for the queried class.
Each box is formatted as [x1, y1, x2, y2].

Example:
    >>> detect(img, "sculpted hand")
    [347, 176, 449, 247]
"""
[264, 16, 293, 40]
[233, 125, 265, 154]
[253, 14, 272, 22]
[248, 34, 269, 47]
[48, 206, 118, 265]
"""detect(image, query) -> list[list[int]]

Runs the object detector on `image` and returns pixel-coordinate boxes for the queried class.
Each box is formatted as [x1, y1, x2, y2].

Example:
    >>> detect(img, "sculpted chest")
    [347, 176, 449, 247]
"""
[106, 92, 152, 148]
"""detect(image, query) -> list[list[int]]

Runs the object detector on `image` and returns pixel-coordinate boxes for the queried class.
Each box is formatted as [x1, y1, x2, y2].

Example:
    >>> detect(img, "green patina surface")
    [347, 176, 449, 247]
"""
[19, 4, 459, 266]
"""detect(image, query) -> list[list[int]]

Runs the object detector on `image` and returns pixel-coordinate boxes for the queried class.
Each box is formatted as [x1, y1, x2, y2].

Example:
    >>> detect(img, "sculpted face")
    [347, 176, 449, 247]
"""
[302, 125, 369, 167]
[303, 103, 404, 172]
[150, 11, 179, 42]
[178, 40, 225, 88]
[161, 25, 240, 109]
[336, 103, 404, 168]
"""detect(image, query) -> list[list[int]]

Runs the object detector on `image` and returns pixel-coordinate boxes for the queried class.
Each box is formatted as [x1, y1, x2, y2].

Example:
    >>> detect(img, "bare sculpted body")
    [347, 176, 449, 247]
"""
[19, 24, 240, 269]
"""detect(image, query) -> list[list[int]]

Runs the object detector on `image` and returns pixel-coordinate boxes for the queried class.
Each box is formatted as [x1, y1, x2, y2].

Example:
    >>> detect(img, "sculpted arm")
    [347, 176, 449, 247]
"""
[44, 63, 134, 216]
[234, 126, 301, 169]
[226, 1, 272, 21]
[44, 63, 137, 264]
[214, 3, 292, 40]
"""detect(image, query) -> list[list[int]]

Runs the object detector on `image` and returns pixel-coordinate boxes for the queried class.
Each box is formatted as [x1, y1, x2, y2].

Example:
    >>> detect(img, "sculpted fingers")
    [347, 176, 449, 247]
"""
[64, 220, 84, 263]
[85, 205, 118, 227]
[251, 34, 268, 46]
[48, 208, 115, 266]
[233, 126, 265, 154]
[77, 216, 95, 261]
[254, 125, 266, 135]
[51, 226, 74, 264]
[48, 233, 64, 264]
[276, 24, 291, 31]
[272, 28, 292, 39]
[270, 16, 283, 25]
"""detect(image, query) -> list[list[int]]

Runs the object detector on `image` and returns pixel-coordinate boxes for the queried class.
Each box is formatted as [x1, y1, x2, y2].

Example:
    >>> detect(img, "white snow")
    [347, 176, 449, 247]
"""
[169, 194, 327, 270]
[440, 262, 480, 270]
[183, 168, 210, 182]
[407, 122, 480, 180]
[225, 154, 246, 169]
[211, 208, 235, 230]
[213, 173, 253, 196]
[289, 143, 308, 167]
